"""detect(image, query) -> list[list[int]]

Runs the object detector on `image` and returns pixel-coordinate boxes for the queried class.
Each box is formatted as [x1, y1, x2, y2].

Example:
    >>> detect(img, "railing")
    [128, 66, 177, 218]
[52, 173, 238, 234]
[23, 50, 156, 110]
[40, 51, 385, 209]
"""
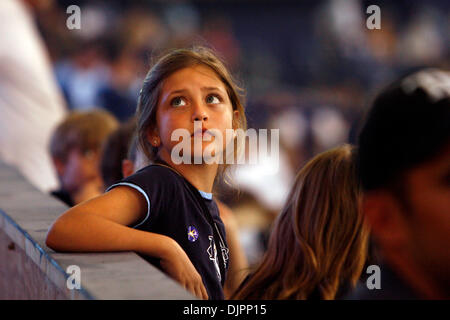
[0, 160, 193, 300]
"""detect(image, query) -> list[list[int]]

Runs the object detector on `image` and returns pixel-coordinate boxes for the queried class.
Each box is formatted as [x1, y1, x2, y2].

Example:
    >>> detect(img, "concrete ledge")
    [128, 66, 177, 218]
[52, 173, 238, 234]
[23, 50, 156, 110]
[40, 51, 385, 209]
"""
[0, 160, 194, 300]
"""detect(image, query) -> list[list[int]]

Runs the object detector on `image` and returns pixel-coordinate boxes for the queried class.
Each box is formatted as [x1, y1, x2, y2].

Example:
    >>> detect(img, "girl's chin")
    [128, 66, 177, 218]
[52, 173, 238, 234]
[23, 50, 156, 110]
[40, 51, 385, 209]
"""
[179, 150, 225, 164]
[167, 140, 227, 164]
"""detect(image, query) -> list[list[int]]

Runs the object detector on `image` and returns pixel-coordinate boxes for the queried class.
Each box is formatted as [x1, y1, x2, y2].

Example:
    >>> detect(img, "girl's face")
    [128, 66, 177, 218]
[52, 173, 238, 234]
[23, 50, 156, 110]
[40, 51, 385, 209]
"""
[151, 65, 238, 163]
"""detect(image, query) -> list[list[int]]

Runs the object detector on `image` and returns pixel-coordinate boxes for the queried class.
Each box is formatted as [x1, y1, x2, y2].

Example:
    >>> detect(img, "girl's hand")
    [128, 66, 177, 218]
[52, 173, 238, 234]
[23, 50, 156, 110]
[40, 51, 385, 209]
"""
[160, 239, 209, 300]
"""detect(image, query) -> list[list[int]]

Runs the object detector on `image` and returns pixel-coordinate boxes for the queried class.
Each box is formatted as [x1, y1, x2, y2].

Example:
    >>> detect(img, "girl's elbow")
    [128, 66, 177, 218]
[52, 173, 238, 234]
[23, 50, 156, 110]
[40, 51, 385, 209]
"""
[45, 217, 70, 251]
[45, 222, 61, 251]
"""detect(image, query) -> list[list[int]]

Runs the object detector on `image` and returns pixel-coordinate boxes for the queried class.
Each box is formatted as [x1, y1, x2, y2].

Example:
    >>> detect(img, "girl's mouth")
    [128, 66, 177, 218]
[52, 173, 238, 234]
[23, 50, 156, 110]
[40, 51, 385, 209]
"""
[192, 128, 212, 138]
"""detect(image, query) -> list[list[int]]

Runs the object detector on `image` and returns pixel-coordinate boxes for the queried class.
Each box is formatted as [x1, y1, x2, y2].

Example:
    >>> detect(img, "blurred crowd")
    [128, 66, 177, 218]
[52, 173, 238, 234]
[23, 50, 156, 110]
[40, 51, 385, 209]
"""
[6, 0, 450, 267]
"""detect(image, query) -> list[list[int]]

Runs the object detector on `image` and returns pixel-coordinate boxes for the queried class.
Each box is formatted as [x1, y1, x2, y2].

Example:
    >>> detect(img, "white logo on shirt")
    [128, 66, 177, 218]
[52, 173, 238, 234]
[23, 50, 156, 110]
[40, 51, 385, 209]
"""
[207, 235, 229, 282]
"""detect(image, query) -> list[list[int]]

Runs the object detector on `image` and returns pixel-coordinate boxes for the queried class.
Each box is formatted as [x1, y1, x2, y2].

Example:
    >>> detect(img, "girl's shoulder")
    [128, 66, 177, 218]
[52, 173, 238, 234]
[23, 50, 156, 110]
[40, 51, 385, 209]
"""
[106, 163, 183, 195]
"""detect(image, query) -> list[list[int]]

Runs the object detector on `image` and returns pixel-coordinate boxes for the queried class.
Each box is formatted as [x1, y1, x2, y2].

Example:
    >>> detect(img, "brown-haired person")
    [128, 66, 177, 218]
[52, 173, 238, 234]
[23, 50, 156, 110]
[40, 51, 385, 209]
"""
[100, 121, 249, 299]
[347, 69, 450, 299]
[49, 110, 119, 206]
[232, 144, 370, 300]
[46, 46, 248, 300]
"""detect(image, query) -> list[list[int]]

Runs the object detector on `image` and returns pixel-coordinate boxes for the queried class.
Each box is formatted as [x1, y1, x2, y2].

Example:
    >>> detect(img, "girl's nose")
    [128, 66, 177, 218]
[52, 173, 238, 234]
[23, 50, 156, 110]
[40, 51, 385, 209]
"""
[191, 101, 209, 122]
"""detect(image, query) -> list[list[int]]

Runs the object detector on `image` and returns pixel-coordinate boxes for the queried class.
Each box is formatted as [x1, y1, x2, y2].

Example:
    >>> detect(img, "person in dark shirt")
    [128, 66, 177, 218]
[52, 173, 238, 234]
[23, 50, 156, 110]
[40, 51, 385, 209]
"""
[348, 69, 450, 299]
[46, 46, 247, 300]
[107, 161, 229, 299]
[100, 122, 249, 299]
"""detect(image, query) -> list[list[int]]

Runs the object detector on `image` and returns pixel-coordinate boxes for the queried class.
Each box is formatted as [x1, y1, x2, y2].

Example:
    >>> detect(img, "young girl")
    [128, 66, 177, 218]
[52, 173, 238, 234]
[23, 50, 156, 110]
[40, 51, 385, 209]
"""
[46, 46, 247, 300]
[231, 145, 370, 300]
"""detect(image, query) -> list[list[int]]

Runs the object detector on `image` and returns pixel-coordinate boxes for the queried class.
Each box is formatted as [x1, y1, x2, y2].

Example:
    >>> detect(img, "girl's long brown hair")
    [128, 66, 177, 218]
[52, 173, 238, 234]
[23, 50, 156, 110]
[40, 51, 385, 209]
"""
[232, 144, 369, 300]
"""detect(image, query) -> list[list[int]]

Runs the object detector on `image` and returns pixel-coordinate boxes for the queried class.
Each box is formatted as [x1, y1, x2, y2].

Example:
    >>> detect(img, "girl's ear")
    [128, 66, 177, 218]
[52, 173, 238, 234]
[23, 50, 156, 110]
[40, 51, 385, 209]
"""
[146, 126, 160, 147]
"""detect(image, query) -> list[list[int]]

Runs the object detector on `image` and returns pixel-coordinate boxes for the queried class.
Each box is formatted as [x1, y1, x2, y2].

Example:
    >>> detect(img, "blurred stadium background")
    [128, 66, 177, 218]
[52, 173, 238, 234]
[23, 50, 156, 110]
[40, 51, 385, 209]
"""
[12, 0, 450, 265]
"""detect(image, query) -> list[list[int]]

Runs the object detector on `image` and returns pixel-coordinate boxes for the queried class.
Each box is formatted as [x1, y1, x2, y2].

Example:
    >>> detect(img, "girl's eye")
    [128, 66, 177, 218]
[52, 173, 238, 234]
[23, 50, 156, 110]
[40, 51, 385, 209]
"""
[171, 97, 187, 107]
[206, 95, 220, 104]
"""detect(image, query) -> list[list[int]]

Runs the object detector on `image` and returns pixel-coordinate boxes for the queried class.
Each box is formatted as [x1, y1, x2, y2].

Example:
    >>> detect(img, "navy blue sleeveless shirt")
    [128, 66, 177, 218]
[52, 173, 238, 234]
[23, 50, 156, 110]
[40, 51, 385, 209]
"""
[106, 164, 229, 300]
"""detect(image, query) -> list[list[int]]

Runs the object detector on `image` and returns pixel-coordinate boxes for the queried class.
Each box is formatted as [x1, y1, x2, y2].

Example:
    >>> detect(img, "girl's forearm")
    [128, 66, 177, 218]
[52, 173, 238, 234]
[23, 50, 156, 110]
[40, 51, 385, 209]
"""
[46, 210, 174, 258]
